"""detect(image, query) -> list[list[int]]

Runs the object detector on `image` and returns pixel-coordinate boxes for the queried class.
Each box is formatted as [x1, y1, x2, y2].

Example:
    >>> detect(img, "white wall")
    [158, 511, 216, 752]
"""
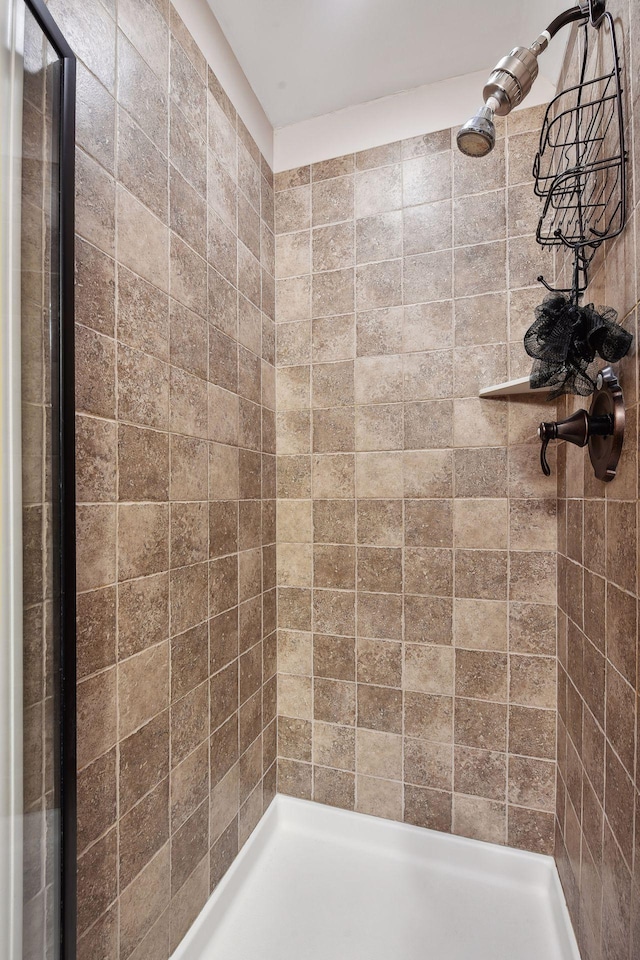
[174, 0, 564, 173]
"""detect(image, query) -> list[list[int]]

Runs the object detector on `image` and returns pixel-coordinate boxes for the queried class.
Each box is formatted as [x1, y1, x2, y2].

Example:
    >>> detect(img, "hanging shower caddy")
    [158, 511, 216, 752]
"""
[533, 0, 626, 302]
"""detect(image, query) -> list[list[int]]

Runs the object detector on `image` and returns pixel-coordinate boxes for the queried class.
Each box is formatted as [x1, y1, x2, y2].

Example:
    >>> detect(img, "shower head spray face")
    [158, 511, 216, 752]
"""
[456, 104, 496, 157]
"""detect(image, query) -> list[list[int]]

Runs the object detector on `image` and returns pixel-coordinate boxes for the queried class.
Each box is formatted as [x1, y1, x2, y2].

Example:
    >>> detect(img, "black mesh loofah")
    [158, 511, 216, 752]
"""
[524, 293, 632, 399]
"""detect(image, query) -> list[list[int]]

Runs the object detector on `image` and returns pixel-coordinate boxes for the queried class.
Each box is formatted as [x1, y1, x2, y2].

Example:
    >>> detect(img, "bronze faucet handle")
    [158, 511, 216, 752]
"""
[537, 391, 620, 478]
[538, 424, 552, 476]
[536, 368, 624, 482]
[538, 410, 590, 476]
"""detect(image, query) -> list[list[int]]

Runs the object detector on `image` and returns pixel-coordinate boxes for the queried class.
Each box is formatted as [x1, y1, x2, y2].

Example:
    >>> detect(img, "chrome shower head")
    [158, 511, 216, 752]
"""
[456, 103, 496, 158]
[457, 38, 543, 159]
[456, 4, 589, 157]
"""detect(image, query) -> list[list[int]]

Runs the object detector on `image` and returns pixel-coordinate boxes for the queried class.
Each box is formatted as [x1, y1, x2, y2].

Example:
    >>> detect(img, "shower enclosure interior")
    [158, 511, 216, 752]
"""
[0, 0, 637, 958]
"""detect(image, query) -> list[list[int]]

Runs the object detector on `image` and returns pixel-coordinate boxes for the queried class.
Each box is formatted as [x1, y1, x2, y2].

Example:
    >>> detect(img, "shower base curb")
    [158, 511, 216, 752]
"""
[171, 794, 581, 960]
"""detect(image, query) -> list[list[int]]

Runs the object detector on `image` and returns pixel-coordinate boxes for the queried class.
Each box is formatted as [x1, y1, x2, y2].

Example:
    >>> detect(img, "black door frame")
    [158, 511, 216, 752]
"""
[21, 0, 76, 956]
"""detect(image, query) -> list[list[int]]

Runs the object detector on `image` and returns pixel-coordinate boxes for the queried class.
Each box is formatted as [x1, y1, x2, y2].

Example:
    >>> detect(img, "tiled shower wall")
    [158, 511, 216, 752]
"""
[554, 3, 640, 958]
[57, 0, 277, 955]
[274, 108, 560, 852]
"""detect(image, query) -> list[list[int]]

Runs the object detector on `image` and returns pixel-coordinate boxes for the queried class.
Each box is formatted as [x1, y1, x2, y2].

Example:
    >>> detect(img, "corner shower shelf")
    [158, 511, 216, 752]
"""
[479, 376, 549, 398]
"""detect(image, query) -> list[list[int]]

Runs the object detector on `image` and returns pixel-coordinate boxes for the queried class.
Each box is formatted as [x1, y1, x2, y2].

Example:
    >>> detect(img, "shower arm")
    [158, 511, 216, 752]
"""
[546, 3, 598, 41]
[457, 2, 603, 157]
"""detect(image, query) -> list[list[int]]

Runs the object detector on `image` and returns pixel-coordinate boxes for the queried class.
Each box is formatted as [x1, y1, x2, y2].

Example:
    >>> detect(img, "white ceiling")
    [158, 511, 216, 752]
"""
[206, 0, 570, 129]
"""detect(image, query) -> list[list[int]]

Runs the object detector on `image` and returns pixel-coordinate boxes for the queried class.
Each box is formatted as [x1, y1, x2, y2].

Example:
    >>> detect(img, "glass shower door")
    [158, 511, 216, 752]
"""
[0, 0, 76, 957]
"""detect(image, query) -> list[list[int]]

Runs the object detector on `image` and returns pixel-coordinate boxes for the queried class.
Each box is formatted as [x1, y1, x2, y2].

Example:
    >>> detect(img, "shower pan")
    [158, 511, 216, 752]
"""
[173, 797, 580, 960]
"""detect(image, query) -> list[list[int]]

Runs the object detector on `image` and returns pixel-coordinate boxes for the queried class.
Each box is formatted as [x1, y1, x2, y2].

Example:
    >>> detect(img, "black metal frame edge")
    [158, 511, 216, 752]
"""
[23, 0, 77, 957]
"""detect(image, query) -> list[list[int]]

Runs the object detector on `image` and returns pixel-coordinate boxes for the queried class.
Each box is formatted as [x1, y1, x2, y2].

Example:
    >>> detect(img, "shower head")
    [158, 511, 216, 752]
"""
[457, 4, 590, 157]
[457, 41, 545, 158]
[456, 39, 543, 158]
[456, 102, 497, 158]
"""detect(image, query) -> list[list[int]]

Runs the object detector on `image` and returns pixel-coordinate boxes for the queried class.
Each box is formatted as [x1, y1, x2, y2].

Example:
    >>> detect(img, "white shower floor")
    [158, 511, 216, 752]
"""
[172, 796, 580, 960]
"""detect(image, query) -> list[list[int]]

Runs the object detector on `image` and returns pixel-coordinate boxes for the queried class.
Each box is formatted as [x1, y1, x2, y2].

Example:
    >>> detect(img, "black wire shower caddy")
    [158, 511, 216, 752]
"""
[532, 1, 626, 302]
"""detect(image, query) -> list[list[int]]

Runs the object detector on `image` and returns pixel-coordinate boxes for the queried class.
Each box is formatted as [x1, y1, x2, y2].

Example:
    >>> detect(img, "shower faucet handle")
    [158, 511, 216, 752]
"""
[538, 367, 625, 481]
[538, 407, 615, 476]
[538, 410, 591, 476]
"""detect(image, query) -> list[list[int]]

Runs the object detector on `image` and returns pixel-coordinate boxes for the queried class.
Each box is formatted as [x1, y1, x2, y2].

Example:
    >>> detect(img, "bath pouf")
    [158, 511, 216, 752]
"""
[523, 292, 633, 399]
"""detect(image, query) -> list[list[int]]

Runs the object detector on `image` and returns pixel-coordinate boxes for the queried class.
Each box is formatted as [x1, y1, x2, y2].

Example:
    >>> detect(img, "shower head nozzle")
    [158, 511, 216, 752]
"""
[456, 104, 496, 158]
